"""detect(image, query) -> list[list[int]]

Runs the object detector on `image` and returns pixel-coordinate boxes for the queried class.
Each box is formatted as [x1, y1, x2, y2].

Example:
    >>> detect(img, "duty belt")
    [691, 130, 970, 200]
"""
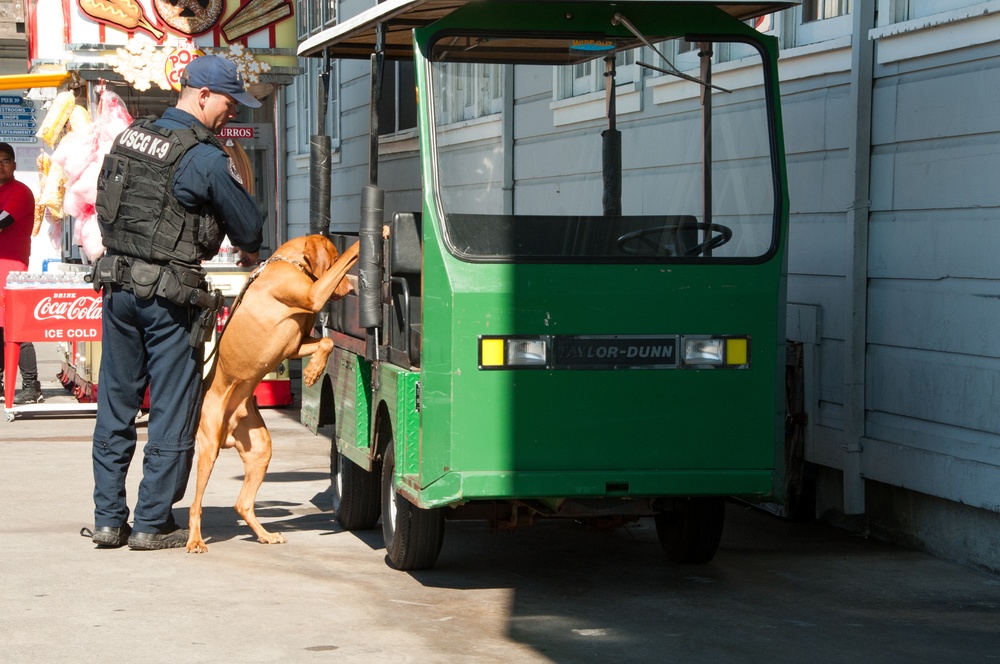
[87, 254, 224, 347]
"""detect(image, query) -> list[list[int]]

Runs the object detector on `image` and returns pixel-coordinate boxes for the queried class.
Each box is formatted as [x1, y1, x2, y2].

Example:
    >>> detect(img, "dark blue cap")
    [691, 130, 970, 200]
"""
[180, 55, 261, 109]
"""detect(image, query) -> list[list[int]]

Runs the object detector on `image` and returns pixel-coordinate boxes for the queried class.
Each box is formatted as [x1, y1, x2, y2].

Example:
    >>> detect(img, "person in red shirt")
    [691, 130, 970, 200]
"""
[0, 142, 42, 403]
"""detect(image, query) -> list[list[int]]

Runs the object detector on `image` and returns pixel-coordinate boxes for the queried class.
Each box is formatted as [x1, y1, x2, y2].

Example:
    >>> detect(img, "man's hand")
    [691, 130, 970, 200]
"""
[237, 250, 259, 267]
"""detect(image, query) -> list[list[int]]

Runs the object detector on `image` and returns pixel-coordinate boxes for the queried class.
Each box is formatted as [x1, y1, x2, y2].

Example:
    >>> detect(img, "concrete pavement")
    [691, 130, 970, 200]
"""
[1, 343, 999, 663]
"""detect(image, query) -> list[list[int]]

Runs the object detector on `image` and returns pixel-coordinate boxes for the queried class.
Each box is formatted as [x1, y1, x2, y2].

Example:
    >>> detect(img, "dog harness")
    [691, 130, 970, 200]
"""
[219, 254, 319, 338]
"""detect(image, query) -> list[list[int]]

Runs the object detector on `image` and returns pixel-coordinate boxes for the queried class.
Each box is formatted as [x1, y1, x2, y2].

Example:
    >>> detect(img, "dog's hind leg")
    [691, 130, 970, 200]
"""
[233, 400, 287, 545]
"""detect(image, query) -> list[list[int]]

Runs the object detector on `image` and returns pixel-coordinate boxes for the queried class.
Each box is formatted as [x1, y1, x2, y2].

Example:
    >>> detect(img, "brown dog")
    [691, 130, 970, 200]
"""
[186, 235, 359, 553]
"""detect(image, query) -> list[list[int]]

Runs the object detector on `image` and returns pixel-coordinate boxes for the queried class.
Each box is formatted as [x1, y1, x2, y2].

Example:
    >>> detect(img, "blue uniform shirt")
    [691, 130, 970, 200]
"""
[154, 107, 265, 254]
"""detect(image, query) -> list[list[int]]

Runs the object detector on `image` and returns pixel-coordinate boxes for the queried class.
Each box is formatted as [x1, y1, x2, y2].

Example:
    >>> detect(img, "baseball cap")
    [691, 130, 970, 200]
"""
[181, 55, 261, 109]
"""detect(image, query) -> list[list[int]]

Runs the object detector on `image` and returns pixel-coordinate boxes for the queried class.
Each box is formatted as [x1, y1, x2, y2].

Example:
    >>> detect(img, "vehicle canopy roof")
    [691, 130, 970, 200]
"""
[298, 0, 797, 60]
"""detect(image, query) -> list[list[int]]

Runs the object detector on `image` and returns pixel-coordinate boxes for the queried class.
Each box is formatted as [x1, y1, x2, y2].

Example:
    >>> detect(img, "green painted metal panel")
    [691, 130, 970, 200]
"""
[300, 371, 322, 434]
[330, 347, 373, 469]
[396, 369, 421, 478]
[421, 469, 773, 508]
[417, 261, 784, 503]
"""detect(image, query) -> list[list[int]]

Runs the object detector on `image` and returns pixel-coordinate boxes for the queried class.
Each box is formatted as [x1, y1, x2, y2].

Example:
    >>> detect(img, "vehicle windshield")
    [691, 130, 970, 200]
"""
[429, 32, 779, 263]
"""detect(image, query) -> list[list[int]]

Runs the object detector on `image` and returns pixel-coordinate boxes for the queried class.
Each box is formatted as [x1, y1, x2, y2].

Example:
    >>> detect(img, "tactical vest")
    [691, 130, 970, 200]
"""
[96, 117, 225, 265]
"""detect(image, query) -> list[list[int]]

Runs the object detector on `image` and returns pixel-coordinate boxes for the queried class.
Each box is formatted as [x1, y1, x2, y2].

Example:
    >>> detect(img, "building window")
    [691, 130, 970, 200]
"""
[434, 62, 503, 125]
[300, 0, 336, 35]
[556, 48, 638, 100]
[378, 61, 417, 135]
[802, 0, 851, 22]
[656, 38, 723, 74]
[295, 1, 340, 155]
[893, 0, 988, 22]
[794, 0, 851, 45]
[296, 58, 340, 155]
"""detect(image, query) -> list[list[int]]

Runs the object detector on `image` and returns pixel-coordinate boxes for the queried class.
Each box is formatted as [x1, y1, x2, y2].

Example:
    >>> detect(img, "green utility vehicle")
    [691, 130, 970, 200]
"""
[299, 0, 794, 570]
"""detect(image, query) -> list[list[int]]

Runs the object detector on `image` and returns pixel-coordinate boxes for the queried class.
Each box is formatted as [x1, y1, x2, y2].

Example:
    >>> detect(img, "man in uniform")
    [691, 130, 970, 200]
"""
[89, 55, 266, 550]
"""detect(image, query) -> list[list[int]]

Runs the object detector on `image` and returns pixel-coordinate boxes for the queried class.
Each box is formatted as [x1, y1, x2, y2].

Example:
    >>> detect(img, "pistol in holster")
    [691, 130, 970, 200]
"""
[188, 287, 224, 348]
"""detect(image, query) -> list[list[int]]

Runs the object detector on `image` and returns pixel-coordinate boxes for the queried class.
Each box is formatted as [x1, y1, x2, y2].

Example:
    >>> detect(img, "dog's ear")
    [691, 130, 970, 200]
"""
[303, 235, 337, 276]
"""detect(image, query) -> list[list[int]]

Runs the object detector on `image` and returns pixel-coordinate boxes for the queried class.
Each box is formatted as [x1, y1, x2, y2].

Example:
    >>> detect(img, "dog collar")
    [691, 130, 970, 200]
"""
[251, 254, 318, 282]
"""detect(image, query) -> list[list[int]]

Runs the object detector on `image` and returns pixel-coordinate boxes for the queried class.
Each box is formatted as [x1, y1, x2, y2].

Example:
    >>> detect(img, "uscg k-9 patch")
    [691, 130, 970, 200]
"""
[115, 126, 174, 162]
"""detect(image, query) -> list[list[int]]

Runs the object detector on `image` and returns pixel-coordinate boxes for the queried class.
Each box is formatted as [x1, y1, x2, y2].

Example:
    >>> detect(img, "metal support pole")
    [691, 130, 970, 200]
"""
[602, 55, 622, 217]
[843, 1, 877, 515]
[700, 43, 713, 255]
[369, 23, 386, 187]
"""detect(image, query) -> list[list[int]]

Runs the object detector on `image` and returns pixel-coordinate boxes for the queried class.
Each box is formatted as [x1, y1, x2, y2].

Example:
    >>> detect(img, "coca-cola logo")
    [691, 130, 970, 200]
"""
[33, 295, 102, 322]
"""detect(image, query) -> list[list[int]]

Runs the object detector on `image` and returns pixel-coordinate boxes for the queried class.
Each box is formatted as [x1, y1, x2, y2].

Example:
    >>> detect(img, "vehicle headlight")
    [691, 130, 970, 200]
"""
[681, 336, 749, 368]
[479, 336, 549, 369]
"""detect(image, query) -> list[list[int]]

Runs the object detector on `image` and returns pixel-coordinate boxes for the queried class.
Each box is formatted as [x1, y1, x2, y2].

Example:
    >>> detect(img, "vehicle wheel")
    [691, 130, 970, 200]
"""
[381, 442, 444, 570]
[331, 438, 380, 530]
[655, 497, 726, 564]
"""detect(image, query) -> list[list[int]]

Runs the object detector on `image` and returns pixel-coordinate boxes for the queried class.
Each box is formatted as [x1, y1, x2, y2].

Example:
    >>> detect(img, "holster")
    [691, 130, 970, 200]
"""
[188, 289, 224, 348]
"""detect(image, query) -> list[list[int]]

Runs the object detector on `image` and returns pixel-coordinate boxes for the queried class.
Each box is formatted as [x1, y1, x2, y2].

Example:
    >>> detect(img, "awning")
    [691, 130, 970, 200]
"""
[298, 0, 799, 59]
[0, 72, 70, 92]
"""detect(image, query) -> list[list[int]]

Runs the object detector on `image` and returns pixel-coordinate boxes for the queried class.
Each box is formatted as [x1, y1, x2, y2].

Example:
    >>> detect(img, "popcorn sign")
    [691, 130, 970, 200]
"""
[165, 46, 207, 92]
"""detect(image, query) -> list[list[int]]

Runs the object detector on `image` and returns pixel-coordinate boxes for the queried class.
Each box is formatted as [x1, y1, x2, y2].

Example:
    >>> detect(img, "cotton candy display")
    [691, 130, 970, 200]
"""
[36, 88, 133, 260]
[75, 211, 105, 262]
[95, 89, 133, 154]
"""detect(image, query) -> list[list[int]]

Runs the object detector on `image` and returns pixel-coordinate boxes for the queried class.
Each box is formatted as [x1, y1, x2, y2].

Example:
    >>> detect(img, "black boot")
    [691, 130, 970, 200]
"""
[13, 380, 43, 404]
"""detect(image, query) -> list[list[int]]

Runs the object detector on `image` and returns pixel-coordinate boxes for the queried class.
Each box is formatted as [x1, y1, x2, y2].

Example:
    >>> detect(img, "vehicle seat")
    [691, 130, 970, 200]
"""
[388, 212, 422, 367]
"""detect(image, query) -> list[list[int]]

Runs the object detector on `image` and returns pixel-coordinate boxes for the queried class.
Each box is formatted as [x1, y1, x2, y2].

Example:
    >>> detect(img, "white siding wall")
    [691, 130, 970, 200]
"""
[861, 21, 1000, 514]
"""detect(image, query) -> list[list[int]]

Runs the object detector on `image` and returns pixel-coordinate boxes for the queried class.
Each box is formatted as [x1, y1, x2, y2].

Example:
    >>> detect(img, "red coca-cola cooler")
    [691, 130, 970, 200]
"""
[3, 284, 102, 420]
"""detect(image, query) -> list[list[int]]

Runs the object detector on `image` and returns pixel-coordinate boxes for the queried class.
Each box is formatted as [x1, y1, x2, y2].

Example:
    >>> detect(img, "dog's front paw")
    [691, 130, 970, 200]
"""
[302, 365, 322, 387]
[186, 538, 208, 553]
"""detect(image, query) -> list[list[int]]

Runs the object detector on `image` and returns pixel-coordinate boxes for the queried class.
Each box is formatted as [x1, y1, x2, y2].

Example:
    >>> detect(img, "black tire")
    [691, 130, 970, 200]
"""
[331, 438, 381, 530]
[381, 442, 444, 570]
[655, 497, 726, 564]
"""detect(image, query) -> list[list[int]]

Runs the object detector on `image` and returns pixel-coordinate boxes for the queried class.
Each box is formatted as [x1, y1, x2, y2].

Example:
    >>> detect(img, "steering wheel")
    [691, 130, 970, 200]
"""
[617, 222, 733, 257]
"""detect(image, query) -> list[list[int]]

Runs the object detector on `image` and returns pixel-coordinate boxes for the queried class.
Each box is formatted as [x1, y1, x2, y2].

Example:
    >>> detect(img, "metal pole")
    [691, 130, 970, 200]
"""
[369, 23, 386, 187]
[309, 53, 331, 236]
[602, 55, 622, 217]
[700, 43, 713, 255]
[843, 0, 877, 515]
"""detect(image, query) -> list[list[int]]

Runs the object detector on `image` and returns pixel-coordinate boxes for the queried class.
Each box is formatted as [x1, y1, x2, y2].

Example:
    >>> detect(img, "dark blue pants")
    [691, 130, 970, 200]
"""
[92, 287, 204, 534]
[0, 329, 37, 380]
